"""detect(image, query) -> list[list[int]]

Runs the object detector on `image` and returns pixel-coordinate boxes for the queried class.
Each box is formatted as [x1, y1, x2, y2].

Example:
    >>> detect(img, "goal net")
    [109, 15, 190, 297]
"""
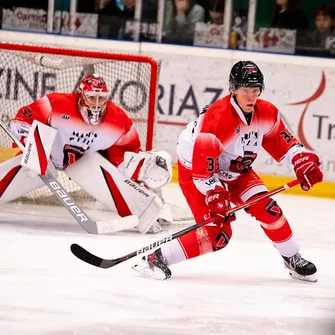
[0, 42, 160, 205]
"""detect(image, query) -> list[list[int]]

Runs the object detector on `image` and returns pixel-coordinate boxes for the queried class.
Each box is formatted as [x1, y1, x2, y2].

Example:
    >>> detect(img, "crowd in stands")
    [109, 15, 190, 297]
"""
[1, 0, 335, 57]
[271, 0, 335, 56]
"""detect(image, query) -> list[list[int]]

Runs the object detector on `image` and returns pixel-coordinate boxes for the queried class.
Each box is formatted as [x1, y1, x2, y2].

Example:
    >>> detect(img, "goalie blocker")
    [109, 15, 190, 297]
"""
[0, 120, 173, 234]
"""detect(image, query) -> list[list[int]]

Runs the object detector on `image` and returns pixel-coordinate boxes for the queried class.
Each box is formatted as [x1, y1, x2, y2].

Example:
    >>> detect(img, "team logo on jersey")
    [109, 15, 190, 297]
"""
[235, 126, 240, 134]
[61, 114, 70, 120]
[229, 151, 257, 173]
[63, 144, 87, 166]
[241, 131, 258, 147]
[69, 131, 98, 146]
[22, 107, 32, 118]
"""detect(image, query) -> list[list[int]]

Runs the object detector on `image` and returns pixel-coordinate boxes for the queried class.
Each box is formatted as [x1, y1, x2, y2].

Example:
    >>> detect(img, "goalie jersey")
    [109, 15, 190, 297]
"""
[11, 93, 141, 170]
[177, 95, 303, 194]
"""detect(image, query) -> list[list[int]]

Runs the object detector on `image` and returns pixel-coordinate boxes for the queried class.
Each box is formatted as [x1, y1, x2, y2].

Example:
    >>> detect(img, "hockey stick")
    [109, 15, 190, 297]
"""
[71, 178, 300, 268]
[0, 121, 138, 234]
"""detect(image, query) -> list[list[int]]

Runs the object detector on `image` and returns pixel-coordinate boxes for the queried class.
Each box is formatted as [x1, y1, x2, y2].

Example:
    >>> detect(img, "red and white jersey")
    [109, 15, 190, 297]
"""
[177, 95, 304, 194]
[11, 93, 141, 170]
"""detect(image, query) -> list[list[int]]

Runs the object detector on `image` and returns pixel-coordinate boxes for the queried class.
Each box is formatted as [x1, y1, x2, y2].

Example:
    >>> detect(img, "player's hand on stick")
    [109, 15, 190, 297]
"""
[205, 186, 236, 225]
[292, 152, 323, 191]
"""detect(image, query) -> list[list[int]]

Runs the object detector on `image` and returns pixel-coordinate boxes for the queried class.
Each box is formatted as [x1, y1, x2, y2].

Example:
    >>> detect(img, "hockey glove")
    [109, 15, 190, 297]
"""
[292, 152, 323, 191]
[205, 186, 236, 225]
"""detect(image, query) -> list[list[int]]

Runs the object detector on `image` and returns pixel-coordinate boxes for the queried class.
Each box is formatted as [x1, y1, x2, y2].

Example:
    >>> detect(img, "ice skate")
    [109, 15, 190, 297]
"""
[282, 253, 317, 282]
[132, 248, 172, 280]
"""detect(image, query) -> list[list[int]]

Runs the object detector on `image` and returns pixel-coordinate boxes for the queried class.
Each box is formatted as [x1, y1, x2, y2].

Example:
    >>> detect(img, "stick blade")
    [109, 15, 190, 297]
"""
[71, 243, 107, 268]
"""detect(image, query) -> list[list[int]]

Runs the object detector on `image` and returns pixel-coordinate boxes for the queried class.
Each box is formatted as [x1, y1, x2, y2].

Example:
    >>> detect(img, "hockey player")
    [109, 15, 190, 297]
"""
[0, 73, 172, 234]
[134, 61, 323, 281]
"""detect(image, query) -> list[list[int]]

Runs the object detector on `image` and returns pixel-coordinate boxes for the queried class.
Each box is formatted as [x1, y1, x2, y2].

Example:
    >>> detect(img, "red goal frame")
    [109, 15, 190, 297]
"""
[0, 42, 159, 151]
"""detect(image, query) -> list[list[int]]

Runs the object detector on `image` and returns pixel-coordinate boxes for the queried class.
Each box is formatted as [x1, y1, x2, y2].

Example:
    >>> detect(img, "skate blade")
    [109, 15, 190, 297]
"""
[132, 264, 169, 280]
[288, 271, 318, 283]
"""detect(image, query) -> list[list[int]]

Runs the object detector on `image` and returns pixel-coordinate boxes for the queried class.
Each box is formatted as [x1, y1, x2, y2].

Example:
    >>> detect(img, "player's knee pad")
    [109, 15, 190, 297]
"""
[246, 196, 293, 242]
[178, 223, 232, 259]
[245, 197, 286, 228]
[213, 230, 231, 251]
[206, 224, 232, 251]
[245, 197, 283, 223]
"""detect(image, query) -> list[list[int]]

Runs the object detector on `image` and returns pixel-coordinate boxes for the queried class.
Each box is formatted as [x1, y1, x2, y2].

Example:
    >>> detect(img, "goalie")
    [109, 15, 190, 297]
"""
[0, 73, 172, 234]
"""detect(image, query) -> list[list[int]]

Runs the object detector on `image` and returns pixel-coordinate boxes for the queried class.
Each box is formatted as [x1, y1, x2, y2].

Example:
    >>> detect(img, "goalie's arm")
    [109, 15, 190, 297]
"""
[11, 95, 52, 146]
[103, 116, 141, 167]
[102, 113, 172, 189]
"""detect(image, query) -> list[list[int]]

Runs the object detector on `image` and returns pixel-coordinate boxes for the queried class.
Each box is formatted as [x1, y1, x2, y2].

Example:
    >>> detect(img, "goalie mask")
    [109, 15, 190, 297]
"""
[229, 61, 265, 94]
[78, 74, 109, 125]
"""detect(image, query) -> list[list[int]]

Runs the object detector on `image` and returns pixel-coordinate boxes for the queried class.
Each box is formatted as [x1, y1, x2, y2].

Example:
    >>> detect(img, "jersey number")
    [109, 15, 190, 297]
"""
[280, 131, 293, 144]
[206, 157, 219, 172]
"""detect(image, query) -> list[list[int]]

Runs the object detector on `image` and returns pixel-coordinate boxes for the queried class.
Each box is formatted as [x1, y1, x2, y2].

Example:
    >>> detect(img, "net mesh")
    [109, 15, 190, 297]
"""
[0, 43, 160, 204]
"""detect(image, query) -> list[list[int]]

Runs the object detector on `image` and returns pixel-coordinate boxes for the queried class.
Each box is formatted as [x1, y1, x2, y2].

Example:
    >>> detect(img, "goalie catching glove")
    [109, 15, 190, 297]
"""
[123, 150, 172, 189]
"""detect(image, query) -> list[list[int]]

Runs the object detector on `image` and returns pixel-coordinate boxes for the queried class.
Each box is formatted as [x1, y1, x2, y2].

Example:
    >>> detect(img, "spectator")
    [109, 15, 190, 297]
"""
[207, 0, 247, 49]
[296, 4, 335, 56]
[207, 0, 225, 25]
[310, 4, 335, 48]
[231, 8, 248, 49]
[196, 0, 210, 22]
[208, 1, 247, 49]
[138, 0, 159, 41]
[97, 0, 135, 39]
[272, 0, 308, 30]
[163, 0, 205, 45]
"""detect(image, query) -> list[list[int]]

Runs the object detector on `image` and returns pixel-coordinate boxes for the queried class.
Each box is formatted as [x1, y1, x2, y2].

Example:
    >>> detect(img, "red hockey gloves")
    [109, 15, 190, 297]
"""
[205, 186, 236, 225]
[292, 152, 323, 191]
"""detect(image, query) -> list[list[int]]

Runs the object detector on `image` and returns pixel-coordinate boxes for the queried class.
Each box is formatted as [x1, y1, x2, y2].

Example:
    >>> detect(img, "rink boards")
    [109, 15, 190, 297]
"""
[171, 164, 335, 200]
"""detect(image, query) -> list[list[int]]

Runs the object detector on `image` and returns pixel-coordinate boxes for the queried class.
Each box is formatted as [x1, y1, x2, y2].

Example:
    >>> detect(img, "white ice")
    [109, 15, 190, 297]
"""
[0, 183, 334, 335]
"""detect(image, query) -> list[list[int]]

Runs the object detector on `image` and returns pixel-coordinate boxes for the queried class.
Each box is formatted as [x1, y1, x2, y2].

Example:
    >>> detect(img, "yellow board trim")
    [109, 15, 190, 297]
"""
[0, 147, 20, 163]
[171, 164, 335, 199]
[1, 154, 332, 199]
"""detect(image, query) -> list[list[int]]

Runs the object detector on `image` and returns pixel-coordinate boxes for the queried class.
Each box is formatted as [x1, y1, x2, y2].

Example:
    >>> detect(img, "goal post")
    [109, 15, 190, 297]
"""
[0, 42, 161, 203]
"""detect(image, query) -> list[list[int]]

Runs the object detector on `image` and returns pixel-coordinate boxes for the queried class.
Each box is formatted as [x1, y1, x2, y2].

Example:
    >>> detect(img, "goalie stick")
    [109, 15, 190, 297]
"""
[71, 178, 300, 268]
[0, 121, 138, 234]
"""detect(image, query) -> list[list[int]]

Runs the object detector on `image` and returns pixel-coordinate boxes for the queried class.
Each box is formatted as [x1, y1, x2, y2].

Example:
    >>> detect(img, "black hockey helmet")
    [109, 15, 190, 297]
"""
[229, 61, 265, 93]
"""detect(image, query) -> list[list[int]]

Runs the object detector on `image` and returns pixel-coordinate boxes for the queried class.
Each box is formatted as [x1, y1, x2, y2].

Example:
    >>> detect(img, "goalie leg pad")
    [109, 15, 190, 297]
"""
[0, 155, 45, 203]
[65, 152, 163, 234]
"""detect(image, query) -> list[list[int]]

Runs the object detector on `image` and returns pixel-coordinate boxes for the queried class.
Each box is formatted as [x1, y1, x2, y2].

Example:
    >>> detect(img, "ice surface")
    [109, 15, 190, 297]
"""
[0, 183, 334, 335]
